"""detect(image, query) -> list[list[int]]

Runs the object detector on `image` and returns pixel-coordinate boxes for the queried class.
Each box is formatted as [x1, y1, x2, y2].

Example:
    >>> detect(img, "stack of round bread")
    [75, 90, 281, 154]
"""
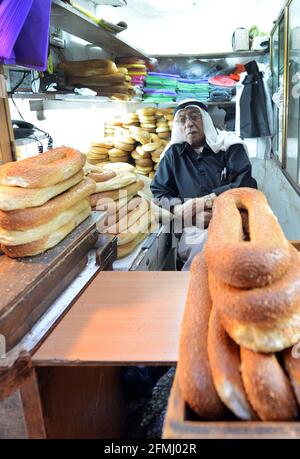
[59, 59, 134, 101]
[0, 147, 96, 258]
[86, 138, 114, 165]
[178, 187, 300, 422]
[110, 130, 136, 163]
[86, 162, 156, 259]
[87, 107, 174, 177]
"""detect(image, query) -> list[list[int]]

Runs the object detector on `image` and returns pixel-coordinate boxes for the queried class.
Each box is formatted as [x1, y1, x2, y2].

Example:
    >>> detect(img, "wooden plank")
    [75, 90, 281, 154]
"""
[36, 366, 124, 439]
[0, 216, 98, 351]
[0, 71, 14, 163]
[20, 370, 46, 439]
[33, 272, 189, 365]
[163, 373, 300, 439]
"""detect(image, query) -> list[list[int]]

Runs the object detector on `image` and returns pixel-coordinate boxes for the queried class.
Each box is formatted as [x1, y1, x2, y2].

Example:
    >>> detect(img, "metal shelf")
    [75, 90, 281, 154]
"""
[152, 50, 268, 60]
[51, 0, 147, 58]
[11, 93, 235, 107]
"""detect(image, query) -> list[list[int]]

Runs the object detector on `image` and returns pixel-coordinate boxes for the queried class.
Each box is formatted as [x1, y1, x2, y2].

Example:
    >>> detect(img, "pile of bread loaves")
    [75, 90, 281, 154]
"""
[0, 148, 95, 258]
[86, 162, 155, 259]
[57, 59, 134, 101]
[94, 107, 174, 178]
[178, 187, 300, 422]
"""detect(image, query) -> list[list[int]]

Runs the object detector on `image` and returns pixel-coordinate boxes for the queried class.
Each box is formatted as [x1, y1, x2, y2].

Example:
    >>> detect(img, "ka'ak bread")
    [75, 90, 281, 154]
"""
[57, 59, 118, 77]
[116, 210, 155, 247]
[0, 199, 90, 246]
[208, 307, 255, 420]
[1, 205, 91, 258]
[0, 171, 84, 211]
[205, 187, 291, 289]
[90, 179, 144, 207]
[208, 244, 300, 353]
[94, 173, 136, 193]
[68, 73, 127, 87]
[0, 178, 96, 231]
[117, 231, 148, 259]
[96, 196, 142, 232]
[0, 147, 85, 188]
[103, 199, 149, 235]
[177, 254, 225, 419]
[283, 348, 300, 406]
[240, 347, 298, 421]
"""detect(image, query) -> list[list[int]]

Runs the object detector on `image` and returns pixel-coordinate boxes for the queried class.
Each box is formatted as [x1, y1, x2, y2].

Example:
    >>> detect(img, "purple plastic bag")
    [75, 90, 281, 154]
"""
[0, 0, 51, 70]
[0, 0, 33, 58]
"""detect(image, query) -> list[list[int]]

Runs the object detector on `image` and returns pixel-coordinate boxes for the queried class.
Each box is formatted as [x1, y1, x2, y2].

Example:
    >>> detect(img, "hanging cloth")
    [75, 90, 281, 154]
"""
[239, 60, 271, 138]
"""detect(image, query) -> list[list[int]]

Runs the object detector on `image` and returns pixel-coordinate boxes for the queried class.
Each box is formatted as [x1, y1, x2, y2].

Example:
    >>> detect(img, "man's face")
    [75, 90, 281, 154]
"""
[177, 107, 205, 148]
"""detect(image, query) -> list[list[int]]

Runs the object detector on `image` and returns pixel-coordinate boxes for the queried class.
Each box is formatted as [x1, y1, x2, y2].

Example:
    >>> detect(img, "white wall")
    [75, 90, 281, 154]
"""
[252, 158, 300, 240]
[96, 0, 284, 54]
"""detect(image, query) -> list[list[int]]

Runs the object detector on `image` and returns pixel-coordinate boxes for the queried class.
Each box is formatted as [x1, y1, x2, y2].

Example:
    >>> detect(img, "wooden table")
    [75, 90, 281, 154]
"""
[27, 272, 189, 439]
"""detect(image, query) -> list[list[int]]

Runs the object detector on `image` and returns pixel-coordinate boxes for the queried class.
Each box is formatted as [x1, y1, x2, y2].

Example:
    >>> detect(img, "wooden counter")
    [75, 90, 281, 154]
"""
[33, 272, 189, 366]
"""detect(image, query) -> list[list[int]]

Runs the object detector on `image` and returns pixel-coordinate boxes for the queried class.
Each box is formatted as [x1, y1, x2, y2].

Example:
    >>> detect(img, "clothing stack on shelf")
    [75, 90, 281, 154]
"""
[176, 78, 210, 103]
[143, 72, 179, 103]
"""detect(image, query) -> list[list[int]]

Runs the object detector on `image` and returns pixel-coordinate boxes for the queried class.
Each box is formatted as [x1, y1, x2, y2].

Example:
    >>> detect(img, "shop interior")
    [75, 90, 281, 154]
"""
[1, 0, 300, 440]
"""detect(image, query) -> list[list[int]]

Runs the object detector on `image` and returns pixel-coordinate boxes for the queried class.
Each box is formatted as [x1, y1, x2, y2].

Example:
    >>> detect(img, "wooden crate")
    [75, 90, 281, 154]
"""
[163, 372, 300, 439]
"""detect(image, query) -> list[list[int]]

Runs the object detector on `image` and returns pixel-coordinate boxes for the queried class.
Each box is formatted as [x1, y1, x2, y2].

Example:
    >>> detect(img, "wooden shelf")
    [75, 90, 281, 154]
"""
[51, 0, 147, 58]
[152, 50, 268, 60]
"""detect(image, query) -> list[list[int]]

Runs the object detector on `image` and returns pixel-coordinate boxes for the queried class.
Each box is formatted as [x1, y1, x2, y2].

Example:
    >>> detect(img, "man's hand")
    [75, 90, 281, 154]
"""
[174, 197, 206, 221]
[193, 210, 213, 229]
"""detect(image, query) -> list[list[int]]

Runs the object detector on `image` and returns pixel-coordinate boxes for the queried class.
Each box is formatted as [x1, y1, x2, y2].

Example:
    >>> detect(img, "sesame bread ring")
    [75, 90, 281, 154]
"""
[0, 171, 84, 211]
[88, 171, 116, 183]
[114, 134, 135, 145]
[240, 347, 298, 421]
[208, 245, 300, 353]
[142, 142, 161, 153]
[136, 108, 156, 117]
[89, 147, 110, 155]
[109, 148, 129, 158]
[110, 156, 129, 163]
[141, 123, 157, 129]
[133, 148, 151, 159]
[135, 158, 153, 168]
[129, 127, 151, 145]
[0, 178, 95, 232]
[131, 151, 141, 160]
[205, 188, 291, 289]
[0, 147, 85, 189]
[1, 205, 91, 258]
[151, 157, 161, 164]
[139, 116, 156, 123]
[150, 133, 161, 144]
[157, 132, 171, 140]
[113, 141, 135, 152]
[90, 140, 114, 149]
[0, 199, 90, 246]
[208, 307, 255, 420]
[95, 173, 136, 193]
[177, 254, 226, 419]
[151, 147, 164, 159]
[135, 166, 153, 174]
[90, 180, 144, 206]
[156, 127, 170, 133]
[283, 348, 300, 406]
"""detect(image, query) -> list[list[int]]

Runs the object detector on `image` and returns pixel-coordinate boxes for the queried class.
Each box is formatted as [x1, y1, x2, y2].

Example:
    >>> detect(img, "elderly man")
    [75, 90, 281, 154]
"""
[151, 99, 257, 271]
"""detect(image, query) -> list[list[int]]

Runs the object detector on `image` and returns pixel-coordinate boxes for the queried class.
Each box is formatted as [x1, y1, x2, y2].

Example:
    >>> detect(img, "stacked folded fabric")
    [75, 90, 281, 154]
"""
[176, 78, 210, 102]
[209, 85, 236, 102]
[143, 72, 179, 103]
[0, 147, 95, 258]
[58, 59, 134, 101]
[208, 75, 237, 102]
[86, 162, 155, 259]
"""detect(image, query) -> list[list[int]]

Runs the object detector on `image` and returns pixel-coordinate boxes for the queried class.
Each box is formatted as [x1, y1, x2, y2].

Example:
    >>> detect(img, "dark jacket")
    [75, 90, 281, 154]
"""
[150, 141, 257, 206]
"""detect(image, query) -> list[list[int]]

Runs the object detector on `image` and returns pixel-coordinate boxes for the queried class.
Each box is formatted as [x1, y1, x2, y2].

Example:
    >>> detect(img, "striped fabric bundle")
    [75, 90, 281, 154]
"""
[0, 0, 51, 70]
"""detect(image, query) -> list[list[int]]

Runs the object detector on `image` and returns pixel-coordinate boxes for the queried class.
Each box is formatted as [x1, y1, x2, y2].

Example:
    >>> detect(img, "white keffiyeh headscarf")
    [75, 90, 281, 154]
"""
[161, 99, 248, 158]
